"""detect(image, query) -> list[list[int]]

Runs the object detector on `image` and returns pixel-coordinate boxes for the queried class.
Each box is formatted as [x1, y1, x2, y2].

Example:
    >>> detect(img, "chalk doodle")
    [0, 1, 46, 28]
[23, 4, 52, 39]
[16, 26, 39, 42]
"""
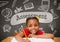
[14, 9, 18, 14]
[38, 0, 50, 11]
[10, 12, 53, 25]
[23, 0, 29, 4]
[24, 2, 34, 10]
[1, 8, 12, 21]
[1, 8, 12, 18]
[49, 7, 59, 34]
[18, 27, 22, 32]
[49, 21, 56, 32]
[57, 3, 60, 10]
[4, 17, 11, 21]
[14, 7, 23, 14]
[18, 25, 24, 32]
[54, 0, 57, 6]
[53, 30, 57, 34]
[50, 9, 59, 19]
[12, 0, 17, 8]
[14, 30, 18, 33]
[3, 24, 11, 32]
[0, 1, 9, 7]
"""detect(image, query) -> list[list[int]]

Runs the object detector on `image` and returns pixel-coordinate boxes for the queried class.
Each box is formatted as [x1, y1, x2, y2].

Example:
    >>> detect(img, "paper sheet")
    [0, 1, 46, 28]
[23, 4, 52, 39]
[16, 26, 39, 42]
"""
[11, 37, 54, 42]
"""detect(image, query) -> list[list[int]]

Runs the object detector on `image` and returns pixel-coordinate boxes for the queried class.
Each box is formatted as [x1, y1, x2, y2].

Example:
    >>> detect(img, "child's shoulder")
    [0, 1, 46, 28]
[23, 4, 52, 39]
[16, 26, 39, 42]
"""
[37, 29, 44, 35]
[24, 28, 29, 31]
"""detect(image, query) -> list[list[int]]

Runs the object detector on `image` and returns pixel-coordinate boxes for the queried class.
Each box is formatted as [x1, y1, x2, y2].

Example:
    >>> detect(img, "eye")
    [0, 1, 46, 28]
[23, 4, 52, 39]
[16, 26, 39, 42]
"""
[28, 24, 32, 27]
[34, 24, 38, 27]
[34, 25, 37, 26]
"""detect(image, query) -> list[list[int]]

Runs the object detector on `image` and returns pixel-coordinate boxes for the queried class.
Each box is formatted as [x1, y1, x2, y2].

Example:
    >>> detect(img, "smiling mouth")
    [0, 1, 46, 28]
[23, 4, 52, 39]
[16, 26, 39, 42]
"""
[31, 29, 37, 34]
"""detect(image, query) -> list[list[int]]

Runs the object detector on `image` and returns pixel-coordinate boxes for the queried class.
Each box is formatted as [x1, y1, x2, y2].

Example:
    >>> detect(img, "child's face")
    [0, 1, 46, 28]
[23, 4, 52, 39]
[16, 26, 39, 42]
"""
[26, 19, 39, 34]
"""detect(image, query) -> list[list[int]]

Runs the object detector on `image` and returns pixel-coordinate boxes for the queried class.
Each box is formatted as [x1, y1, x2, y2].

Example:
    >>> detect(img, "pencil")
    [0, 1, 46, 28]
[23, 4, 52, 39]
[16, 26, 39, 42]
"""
[22, 28, 28, 39]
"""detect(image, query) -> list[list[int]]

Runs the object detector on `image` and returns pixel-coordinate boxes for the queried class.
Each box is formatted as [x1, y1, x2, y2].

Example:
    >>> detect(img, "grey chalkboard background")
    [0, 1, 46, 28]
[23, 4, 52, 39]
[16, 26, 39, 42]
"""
[0, 0, 60, 41]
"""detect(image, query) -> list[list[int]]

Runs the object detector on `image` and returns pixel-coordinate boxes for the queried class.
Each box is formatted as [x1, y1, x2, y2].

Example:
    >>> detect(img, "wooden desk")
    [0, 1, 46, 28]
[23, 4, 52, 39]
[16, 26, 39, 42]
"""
[1, 37, 60, 42]
[54, 37, 60, 42]
[1, 37, 12, 42]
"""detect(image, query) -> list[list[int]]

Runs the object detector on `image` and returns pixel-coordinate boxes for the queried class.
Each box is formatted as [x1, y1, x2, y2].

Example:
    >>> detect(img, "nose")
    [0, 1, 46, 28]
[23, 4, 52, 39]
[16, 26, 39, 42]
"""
[32, 26, 35, 29]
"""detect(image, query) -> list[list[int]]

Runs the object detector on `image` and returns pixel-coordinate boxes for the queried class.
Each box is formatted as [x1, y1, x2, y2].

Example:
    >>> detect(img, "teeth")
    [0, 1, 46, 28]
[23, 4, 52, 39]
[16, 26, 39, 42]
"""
[31, 30, 36, 34]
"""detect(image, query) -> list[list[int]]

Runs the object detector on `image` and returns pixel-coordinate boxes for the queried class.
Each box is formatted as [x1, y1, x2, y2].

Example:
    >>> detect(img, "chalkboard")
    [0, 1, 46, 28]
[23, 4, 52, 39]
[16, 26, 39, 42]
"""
[0, 0, 60, 41]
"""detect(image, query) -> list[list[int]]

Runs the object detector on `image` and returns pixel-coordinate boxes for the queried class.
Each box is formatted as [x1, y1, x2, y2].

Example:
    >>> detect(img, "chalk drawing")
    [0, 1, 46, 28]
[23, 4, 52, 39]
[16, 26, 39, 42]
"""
[24, 2, 34, 10]
[12, 0, 17, 8]
[3, 24, 11, 32]
[23, 0, 29, 4]
[1, 8, 12, 18]
[38, 0, 50, 11]
[0, 1, 9, 7]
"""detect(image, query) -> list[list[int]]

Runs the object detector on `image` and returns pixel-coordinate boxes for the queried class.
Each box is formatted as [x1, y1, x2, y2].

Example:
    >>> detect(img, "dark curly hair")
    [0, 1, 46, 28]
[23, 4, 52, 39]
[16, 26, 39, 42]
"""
[26, 17, 39, 25]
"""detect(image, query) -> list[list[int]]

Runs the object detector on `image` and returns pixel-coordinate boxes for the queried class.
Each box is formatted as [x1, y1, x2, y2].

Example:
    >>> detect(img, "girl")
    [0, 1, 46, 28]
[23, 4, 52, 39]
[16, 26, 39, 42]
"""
[15, 17, 54, 42]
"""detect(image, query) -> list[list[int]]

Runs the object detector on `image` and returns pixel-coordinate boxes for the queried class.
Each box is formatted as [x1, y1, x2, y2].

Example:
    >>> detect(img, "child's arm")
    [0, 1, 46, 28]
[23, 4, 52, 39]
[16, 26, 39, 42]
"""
[15, 31, 31, 42]
[15, 32, 25, 42]
[38, 33, 54, 39]
[29, 33, 54, 39]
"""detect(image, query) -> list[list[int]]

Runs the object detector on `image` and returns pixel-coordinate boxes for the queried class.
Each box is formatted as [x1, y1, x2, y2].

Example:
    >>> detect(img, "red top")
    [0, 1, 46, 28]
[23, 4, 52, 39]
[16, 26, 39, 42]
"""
[23, 28, 44, 37]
